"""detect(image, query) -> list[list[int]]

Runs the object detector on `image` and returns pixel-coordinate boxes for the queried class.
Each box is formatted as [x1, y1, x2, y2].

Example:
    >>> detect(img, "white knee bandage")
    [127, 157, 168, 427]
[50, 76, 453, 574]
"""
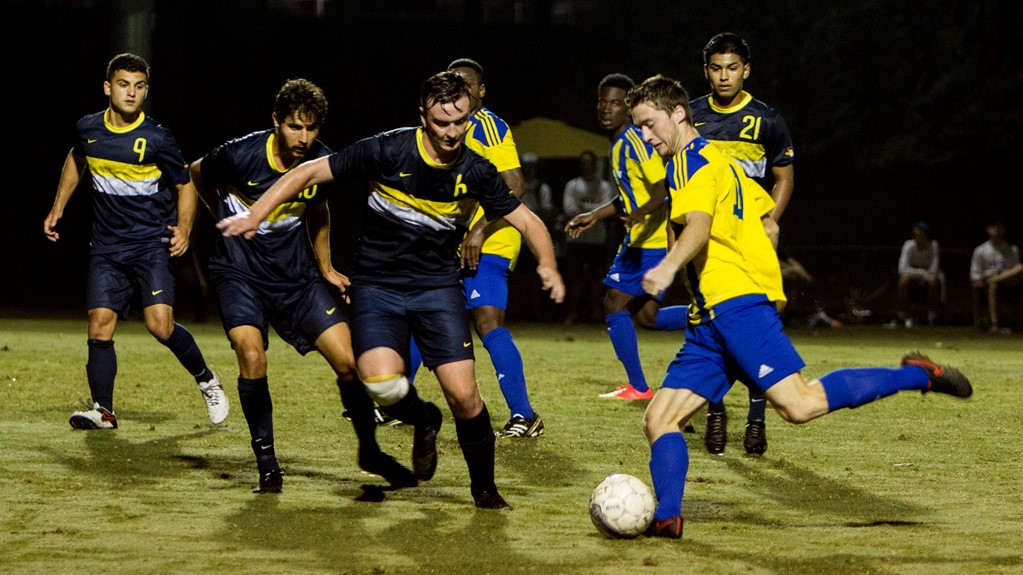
[363, 374, 410, 406]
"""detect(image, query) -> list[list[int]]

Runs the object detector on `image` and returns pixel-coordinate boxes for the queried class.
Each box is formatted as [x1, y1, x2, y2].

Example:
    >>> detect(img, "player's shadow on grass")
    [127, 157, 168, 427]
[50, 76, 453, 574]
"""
[49, 426, 219, 485]
[221, 480, 552, 572]
[714, 456, 925, 524]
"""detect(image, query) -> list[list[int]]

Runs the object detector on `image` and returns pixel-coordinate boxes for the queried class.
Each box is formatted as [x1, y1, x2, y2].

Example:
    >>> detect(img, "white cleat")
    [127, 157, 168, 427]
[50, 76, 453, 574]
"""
[198, 371, 229, 424]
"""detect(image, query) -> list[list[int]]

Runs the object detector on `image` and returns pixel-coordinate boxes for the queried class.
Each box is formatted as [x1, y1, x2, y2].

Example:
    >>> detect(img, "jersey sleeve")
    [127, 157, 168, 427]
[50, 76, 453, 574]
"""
[155, 127, 191, 186]
[763, 110, 794, 168]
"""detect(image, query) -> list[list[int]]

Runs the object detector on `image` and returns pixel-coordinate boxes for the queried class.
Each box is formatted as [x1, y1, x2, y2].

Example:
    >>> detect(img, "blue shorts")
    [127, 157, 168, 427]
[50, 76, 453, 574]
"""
[86, 243, 175, 318]
[603, 247, 668, 301]
[212, 272, 344, 355]
[349, 282, 473, 369]
[660, 294, 805, 403]
[462, 254, 511, 310]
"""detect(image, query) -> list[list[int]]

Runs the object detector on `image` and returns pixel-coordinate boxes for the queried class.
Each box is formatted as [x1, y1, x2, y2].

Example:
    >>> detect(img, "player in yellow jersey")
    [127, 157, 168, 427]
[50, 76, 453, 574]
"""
[627, 74, 971, 540]
[565, 73, 686, 401]
[690, 32, 796, 455]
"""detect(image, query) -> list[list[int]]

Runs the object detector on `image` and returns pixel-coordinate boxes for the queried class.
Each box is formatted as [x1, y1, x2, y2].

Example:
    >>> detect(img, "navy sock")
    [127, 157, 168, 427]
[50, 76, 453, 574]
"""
[158, 323, 208, 380]
[238, 376, 277, 473]
[747, 391, 767, 422]
[379, 382, 429, 426]
[650, 432, 688, 521]
[654, 306, 687, 331]
[708, 400, 726, 414]
[337, 378, 379, 453]
[86, 339, 116, 411]
[820, 366, 929, 411]
[605, 311, 648, 391]
[455, 404, 496, 493]
[482, 327, 532, 418]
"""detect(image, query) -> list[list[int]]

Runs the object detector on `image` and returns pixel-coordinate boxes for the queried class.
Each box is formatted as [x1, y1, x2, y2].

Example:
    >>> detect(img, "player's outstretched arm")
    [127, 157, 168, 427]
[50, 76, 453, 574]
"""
[44, 150, 87, 242]
[505, 204, 565, 303]
[218, 156, 333, 240]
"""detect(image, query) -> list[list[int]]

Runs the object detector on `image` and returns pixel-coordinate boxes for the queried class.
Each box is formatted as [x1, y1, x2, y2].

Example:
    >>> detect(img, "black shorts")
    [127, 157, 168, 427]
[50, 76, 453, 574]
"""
[212, 271, 344, 355]
[349, 282, 473, 369]
[86, 243, 174, 318]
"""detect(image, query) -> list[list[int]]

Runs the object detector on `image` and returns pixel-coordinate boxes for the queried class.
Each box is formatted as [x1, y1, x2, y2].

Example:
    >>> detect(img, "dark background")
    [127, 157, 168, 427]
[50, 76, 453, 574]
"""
[4, 0, 1022, 324]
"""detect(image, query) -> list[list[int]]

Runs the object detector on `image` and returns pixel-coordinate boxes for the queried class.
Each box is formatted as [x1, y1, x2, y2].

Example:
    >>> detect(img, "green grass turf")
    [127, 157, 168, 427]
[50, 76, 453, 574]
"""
[1, 317, 1021, 574]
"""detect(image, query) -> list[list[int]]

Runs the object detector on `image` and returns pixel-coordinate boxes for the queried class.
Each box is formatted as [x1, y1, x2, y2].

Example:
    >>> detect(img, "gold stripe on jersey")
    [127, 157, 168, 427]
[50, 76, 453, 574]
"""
[710, 140, 767, 179]
[370, 182, 478, 233]
[87, 156, 162, 181]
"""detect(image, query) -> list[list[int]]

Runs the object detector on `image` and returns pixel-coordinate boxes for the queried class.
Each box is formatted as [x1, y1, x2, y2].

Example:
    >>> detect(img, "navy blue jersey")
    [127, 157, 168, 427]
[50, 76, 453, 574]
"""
[328, 127, 520, 288]
[200, 129, 332, 285]
[690, 92, 794, 189]
[72, 110, 190, 253]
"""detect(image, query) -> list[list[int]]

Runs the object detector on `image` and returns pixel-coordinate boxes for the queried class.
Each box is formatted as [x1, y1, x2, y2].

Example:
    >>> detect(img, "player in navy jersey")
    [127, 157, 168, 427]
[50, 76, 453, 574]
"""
[690, 33, 796, 455]
[565, 73, 687, 401]
[189, 78, 413, 494]
[219, 71, 565, 509]
[44, 53, 226, 431]
[404, 57, 544, 439]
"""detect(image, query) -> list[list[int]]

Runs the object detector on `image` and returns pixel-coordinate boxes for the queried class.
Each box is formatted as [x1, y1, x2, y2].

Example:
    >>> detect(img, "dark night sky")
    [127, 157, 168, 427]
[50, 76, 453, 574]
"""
[4, 0, 1021, 315]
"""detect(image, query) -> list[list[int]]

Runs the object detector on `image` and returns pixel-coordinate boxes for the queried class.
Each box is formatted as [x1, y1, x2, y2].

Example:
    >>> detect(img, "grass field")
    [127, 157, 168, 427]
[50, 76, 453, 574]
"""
[1, 316, 1021, 575]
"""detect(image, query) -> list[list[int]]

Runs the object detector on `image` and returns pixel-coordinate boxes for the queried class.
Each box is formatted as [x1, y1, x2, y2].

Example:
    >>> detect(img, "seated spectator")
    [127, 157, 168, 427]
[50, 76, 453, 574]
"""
[971, 220, 1023, 334]
[895, 221, 943, 327]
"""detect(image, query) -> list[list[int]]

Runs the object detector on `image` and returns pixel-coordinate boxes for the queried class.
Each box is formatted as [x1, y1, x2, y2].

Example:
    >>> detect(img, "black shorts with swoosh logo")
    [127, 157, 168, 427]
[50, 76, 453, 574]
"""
[349, 282, 473, 369]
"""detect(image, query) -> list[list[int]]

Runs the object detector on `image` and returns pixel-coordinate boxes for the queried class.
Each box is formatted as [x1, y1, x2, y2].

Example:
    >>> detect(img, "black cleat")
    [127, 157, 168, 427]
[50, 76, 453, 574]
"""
[412, 402, 442, 481]
[496, 413, 545, 438]
[359, 449, 418, 488]
[472, 488, 512, 510]
[705, 410, 727, 454]
[744, 420, 767, 455]
[646, 516, 683, 539]
[253, 469, 283, 494]
[901, 351, 973, 398]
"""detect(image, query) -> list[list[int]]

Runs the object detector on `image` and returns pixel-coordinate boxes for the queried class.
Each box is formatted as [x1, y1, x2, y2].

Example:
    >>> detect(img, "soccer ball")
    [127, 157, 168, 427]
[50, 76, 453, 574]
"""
[589, 473, 656, 538]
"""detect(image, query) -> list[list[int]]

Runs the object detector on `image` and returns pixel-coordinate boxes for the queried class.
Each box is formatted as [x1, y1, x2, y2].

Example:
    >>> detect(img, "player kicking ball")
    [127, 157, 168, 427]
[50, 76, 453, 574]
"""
[626, 74, 972, 539]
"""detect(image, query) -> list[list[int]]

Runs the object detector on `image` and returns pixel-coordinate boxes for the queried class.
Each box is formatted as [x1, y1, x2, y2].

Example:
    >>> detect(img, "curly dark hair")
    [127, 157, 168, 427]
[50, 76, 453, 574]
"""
[274, 78, 328, 125]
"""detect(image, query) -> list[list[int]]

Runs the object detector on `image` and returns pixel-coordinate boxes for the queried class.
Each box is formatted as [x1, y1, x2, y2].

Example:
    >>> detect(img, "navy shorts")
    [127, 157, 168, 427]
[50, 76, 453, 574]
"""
[462, 254, 511, 310]
[86, 243, 175, 318]
[660, 294, 805, 403]
[603, 246, 668, 300]
[212, 271, 344, 355]
[349, 282, 473, 369]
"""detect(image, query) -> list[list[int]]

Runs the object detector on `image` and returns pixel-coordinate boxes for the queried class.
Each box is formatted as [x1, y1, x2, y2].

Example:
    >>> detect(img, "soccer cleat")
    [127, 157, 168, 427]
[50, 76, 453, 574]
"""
[412, 402, 442, 481]
[646, 516, 683, 539]
[359, 449, 418, 488]
[744, 420, 768, 455]
[472, 488, 513, 510]
[705, 411, 727, 454]
[901, 351, 973, 398]
[253, 469, 283, 493]
[198, 371, 229, 425]
[497, 413, 545, 438]
[69, 402, 118, 430]
[599, 384, 653, 400]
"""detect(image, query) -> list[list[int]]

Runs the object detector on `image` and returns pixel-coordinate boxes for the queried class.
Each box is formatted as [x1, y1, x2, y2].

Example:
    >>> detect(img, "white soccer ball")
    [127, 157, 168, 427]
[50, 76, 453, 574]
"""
[589, 473, 656, 538]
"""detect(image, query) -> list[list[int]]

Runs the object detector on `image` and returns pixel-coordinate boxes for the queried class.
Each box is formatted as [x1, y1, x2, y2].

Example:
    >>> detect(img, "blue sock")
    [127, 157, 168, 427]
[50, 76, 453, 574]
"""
[649, 432, 688, 520]
[407, 336, 422, 386]
[820, 366, 929, 411]
[158, 323, 209, 379]
[654, 306, 687, 331]
[86, 339, 116, 411]
[482, 327, 533, 418]
[605, 311, 648, 391]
